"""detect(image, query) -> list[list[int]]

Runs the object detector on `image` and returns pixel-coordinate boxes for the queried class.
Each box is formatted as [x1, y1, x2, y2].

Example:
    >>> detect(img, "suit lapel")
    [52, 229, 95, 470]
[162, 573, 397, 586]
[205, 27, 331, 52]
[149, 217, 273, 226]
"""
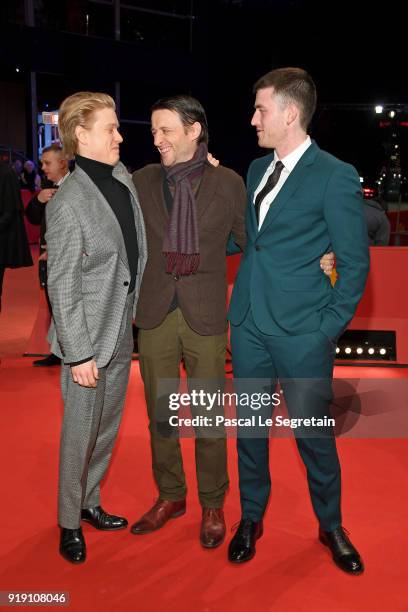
[258, 142, 320, 237]
[196, 163, 218, 221]
[74, 165, 129, 269]
[248, 154, 274, 237]
[113, 161, 142, 221]
[147, 167, 169, 229]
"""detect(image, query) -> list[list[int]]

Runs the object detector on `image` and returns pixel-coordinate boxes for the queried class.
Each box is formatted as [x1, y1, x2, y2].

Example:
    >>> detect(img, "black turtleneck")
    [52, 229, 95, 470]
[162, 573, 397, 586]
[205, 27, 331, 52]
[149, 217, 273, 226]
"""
[75, 154, 138, 293]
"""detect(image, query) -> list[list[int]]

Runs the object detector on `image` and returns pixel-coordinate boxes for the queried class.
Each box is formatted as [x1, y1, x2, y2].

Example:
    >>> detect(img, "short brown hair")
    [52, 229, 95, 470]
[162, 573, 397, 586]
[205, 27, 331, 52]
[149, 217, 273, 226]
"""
[253, 67, 317, 130]
[42, 143, 63, 155]
[58, 92, 115, 159]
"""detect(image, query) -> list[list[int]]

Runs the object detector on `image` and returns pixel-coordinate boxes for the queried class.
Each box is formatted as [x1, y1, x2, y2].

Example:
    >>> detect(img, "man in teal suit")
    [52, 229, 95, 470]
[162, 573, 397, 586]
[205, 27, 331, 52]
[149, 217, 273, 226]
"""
[227, 67, 369, 574]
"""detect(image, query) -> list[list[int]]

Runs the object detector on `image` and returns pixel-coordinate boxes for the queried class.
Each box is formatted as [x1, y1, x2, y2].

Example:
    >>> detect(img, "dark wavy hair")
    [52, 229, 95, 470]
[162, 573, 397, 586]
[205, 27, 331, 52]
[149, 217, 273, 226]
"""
[151, 95, 209, 144]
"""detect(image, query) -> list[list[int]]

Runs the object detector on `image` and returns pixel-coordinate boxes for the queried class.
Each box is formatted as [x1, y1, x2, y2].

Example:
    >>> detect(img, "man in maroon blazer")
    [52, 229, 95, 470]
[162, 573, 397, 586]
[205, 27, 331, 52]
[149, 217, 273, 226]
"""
[130, 95, 247, 548]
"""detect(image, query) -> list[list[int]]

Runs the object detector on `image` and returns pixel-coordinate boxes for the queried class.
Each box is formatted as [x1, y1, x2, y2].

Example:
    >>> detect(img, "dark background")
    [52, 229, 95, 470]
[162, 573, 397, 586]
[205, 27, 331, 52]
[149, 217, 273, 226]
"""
[1, 0, 407, 180]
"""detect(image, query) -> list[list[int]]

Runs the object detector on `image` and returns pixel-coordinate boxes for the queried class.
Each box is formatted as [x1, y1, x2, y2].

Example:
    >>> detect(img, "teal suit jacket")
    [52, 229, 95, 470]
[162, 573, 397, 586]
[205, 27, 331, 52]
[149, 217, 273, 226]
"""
[228, 141, 370, 341]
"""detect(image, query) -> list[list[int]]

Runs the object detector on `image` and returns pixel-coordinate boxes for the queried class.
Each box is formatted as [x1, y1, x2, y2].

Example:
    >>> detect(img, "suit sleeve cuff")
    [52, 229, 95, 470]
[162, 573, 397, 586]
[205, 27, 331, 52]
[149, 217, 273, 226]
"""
[67, 356, 94, 367]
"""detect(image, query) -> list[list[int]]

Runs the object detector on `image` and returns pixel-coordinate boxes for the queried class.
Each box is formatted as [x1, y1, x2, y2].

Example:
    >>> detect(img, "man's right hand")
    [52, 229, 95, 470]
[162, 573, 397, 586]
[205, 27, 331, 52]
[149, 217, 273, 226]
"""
[37, 188, 58, 204]
[71, 359, 99, 388]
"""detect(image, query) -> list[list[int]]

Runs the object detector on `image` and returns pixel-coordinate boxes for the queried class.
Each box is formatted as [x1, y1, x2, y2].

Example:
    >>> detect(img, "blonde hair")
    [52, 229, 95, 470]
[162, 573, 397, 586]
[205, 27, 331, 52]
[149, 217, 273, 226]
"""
[58, 92, 116, 159]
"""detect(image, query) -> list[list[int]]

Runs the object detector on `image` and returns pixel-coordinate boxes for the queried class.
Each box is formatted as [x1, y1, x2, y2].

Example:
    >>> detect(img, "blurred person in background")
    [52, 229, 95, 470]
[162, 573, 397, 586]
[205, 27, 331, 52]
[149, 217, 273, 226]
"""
[11, 159, 24, 187]
[363, 198, 391, 245]
[0, 162, 33, 314]
[21, 160, 41, 192]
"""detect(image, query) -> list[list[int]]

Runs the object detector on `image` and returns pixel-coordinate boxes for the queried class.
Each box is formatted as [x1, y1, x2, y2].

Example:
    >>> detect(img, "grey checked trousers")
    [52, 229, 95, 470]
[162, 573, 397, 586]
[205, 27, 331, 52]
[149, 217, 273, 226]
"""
[58, 292, 134, 529]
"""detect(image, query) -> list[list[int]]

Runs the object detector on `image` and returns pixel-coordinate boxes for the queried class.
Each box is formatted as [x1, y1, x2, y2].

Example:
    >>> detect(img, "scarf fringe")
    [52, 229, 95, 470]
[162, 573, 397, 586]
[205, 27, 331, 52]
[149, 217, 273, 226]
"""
[164, 252, 200, 275]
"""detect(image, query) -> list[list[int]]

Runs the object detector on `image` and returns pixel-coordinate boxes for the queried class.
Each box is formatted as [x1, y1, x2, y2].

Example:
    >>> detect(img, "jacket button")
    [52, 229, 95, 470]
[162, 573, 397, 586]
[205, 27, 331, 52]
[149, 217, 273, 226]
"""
[173, 274, 180, 281]
[255, 245, 261, 251]
[124, 281, 129, 286]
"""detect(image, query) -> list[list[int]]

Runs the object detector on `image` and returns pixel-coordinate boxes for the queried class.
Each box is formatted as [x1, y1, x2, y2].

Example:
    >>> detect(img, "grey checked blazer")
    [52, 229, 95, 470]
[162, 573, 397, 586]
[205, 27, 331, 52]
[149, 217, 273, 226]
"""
[45, 162, 147, 368]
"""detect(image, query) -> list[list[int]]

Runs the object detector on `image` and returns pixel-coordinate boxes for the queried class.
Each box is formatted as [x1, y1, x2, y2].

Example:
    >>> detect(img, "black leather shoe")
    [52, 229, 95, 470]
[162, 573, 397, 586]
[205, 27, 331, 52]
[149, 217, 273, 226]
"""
[228, 518, 263, 563]
[33, 354, 61, 367]
[319, 526, 364, 575]
[59, 528, 86, 564]
[81, 506, 128, 531]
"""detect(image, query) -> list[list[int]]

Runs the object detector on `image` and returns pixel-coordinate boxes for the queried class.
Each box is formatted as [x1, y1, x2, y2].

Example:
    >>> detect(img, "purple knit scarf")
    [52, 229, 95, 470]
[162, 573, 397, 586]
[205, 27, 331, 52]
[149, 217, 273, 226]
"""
[162, 142, 208, 276]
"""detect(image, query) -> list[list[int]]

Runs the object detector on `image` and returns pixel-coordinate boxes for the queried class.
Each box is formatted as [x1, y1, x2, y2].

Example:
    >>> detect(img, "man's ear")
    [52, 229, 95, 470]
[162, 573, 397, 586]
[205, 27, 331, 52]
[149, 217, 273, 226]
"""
[286, 103, 299, 126]
[75, 125, 88, 146]
[189, 121, 202, 142]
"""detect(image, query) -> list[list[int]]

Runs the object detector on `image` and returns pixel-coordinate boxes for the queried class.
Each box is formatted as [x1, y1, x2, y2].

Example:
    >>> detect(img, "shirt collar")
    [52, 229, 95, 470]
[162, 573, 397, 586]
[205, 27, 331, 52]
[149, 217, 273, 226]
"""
[274, 135, 312, 172]
[55, 171, 70, 187]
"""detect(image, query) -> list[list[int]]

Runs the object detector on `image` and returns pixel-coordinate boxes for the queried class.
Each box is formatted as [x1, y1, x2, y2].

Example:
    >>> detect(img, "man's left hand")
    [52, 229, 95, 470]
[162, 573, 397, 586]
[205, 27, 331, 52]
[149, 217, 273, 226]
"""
[39, 244, 47, 261]
[320, 251, 335, 276]
[207, 152, 220, 167]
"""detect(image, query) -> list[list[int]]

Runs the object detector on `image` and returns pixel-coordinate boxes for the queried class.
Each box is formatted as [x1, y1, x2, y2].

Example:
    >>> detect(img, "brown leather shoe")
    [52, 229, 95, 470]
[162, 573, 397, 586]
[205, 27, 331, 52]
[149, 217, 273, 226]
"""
[200, 508, 226, 548]
[130, 499, 186, 535]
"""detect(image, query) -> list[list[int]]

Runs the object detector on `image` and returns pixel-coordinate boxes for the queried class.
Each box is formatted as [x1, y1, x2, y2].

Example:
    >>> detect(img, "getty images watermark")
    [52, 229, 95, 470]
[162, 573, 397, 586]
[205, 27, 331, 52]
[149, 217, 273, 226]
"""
[167, 388, 335, 430]
[155, 377, 408, 438]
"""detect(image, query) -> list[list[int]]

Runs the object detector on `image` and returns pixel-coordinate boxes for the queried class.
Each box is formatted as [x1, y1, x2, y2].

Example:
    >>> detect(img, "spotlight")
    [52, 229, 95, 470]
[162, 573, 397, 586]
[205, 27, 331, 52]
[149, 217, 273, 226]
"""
[15, 67, 20, 73]
[335, 330, 396, 362]
[375, 105, 383, 114]
[389, 110, 396, 118]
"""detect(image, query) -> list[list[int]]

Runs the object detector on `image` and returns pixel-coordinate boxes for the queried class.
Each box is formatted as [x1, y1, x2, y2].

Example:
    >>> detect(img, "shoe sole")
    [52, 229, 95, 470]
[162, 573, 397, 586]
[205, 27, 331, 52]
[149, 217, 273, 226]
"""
[130, 509, 186, 535]
[81, 518, 128, 531]
[59, 551, 86, 564]
[319, 536, 364, 575]
[200, 534, 226, 549]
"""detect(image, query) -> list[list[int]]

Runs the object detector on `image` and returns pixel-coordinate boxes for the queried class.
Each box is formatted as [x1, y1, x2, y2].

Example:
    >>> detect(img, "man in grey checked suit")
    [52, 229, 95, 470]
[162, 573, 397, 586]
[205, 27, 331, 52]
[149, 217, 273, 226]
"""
[45, 92, 147, 564]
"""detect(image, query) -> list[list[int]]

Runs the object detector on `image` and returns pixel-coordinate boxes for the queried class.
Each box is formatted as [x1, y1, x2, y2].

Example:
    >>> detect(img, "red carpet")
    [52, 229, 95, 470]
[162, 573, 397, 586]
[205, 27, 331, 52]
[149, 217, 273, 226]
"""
[0, 259, 407, 611]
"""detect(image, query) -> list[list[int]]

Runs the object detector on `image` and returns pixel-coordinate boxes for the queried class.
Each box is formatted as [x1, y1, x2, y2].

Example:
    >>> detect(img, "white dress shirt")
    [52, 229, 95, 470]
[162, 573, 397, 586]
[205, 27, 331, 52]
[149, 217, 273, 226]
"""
[254, 136, 312, 229]
[55, 171, 70, 187]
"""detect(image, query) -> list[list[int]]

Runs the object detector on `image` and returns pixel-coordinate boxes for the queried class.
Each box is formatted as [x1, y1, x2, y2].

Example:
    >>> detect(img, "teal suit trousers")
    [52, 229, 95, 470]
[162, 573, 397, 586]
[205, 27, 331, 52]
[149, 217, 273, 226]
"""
[231, 308, 341, 530]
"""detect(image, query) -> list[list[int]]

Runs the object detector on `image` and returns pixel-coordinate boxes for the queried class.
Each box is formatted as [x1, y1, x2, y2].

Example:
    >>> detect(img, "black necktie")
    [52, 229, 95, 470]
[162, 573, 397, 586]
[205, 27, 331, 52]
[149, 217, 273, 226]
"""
[254, 160, 284, 223]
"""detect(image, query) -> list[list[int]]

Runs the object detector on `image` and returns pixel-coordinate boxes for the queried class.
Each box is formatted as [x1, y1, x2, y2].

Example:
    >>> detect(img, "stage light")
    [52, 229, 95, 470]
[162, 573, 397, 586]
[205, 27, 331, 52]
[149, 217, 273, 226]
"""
[375, 105, 383, 114]
[389, 110, 396, 118]
[15, 67, 20, 72]
[335, 331, 396, 362]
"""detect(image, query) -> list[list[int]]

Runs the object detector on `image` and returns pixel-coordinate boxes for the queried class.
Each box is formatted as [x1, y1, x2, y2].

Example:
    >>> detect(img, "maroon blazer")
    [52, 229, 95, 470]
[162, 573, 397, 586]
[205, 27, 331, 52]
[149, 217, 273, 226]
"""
[132, 162, 246, 335]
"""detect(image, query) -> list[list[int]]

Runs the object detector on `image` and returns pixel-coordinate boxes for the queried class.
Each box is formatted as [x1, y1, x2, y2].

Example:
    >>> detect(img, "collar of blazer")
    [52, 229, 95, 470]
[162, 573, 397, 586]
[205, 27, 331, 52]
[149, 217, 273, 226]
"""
[249, 140, 320, 237]
[73, 162, 135, 270]
[147, 161, 219, 227]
